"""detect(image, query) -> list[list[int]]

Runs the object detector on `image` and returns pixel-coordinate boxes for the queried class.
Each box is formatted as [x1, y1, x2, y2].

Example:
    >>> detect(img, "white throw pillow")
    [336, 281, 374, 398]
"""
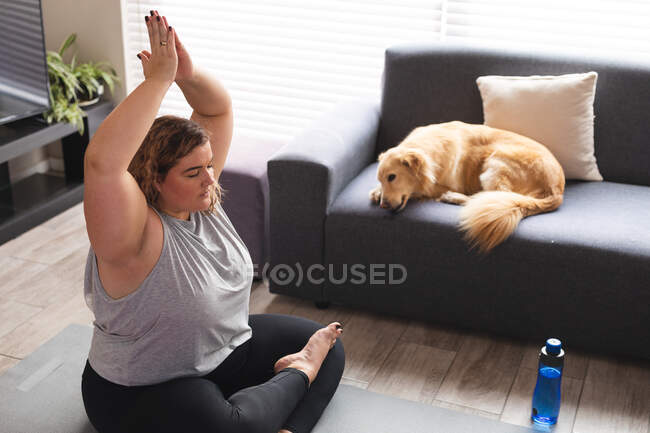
[476, 72, 603, 181]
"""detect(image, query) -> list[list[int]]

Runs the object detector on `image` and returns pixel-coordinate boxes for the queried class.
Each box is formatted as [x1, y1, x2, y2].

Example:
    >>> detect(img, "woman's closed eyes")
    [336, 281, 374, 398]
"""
[188, 165, 213, 177]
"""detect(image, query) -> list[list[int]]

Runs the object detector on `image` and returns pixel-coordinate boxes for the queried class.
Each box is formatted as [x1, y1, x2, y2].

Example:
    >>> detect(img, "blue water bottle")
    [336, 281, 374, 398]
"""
[531, 338, 564, 425]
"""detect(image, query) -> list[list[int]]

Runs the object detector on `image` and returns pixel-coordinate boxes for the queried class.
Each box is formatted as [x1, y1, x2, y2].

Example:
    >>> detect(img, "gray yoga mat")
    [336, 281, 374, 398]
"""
[0, 323, 535, 433]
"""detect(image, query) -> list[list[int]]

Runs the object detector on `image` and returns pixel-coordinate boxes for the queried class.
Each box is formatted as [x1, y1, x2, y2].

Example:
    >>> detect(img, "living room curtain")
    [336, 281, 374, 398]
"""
[124, 0, 443, 141]
[125, 1, 649, 141]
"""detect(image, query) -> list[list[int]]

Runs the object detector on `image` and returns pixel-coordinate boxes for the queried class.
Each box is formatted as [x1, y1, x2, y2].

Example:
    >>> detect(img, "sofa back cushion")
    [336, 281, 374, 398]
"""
[376, 43, 650, 186]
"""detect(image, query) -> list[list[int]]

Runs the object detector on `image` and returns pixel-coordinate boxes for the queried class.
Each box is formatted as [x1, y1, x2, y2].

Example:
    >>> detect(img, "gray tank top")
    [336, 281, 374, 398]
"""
[84, 202, 253, 386]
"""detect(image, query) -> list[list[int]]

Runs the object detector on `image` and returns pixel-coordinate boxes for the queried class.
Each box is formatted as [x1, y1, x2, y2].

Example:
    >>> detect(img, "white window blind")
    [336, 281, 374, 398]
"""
[125, 1, 650, 142]
[445, 0, 650, 59]
[125, 1, 443, 141]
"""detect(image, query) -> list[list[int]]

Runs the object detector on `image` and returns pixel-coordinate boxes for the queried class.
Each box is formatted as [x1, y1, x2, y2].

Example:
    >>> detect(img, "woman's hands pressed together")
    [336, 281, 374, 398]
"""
[137, 10, 178, 85]
[137, 10, 195, 84]
[135, 10, 232, 128]
[169, 19, 195, 82]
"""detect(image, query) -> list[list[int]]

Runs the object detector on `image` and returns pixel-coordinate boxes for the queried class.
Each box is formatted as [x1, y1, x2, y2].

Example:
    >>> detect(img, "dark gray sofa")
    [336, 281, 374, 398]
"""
[267, 43, 650, 360]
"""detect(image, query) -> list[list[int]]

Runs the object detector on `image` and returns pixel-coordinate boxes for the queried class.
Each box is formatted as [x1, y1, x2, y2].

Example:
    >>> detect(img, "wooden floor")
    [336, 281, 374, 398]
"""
[1, 201, 649, 433]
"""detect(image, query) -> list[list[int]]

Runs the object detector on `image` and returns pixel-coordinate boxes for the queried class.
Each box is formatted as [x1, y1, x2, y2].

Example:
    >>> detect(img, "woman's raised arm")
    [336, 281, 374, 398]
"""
[83, 12, 177, 266]
[84, 13, 177, 172]
[170, 19, 233, 181]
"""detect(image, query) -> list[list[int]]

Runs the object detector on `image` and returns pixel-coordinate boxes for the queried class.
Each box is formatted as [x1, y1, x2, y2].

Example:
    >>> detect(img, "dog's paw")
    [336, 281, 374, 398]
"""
[369, 186, 382, 204]
[439, 191, 469, 205]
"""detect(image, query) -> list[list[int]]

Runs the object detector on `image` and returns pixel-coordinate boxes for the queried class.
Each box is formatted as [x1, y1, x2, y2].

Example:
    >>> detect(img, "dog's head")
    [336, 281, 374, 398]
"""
[375, 147, 436, 213]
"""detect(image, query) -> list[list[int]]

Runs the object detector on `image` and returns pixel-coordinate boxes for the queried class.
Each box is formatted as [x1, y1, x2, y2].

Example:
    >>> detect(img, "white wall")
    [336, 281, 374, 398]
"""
[9, 0, 127, 183]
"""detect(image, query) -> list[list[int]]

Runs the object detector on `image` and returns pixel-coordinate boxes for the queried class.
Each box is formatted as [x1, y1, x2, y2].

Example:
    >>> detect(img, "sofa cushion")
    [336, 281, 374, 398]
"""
[376, 42, 650, 186]
[476, 72, 602, 181]
[329, 164, 650, 257]
[324, 163, 650, 358]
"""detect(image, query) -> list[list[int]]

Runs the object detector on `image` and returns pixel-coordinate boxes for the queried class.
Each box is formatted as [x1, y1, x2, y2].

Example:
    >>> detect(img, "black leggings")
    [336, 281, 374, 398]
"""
[81, 314, 345, 433]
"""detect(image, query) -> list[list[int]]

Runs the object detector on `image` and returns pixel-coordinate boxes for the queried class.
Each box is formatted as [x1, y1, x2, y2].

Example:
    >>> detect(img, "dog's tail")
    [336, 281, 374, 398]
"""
[459, 191, 563, 253]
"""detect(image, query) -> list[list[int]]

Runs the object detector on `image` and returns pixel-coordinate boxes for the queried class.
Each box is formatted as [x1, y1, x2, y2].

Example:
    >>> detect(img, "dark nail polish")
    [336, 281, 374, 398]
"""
[168, 26, 172, 31]
[335, 324, 342, 330]
[145, 16, 149, 22]
[137, 54, 141, 59]
[149, 10, 154, 16]
[156, 16, 160, 22]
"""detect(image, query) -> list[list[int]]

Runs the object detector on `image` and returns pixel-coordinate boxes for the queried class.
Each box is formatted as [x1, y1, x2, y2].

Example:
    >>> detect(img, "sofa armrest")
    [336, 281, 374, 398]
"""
[267, 99, 380, 300]
[269, 99, 380, 210]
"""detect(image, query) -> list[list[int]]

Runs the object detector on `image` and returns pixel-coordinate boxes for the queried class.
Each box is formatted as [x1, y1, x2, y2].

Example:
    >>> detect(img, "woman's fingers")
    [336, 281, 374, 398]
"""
[173, 28, 182, 52]
[158, 15, 176, 56]
[167, 25, 176, 56]
[141, 9, 177, 83]
[137, 50, 149, 77]
[148, 11, 160, 50]
[150, 10, 171, 54]
[173, 26, 183, 50]
[161, 15, 171, 53]
[156, 14, 167, 50]
[145, 15, 155, 52]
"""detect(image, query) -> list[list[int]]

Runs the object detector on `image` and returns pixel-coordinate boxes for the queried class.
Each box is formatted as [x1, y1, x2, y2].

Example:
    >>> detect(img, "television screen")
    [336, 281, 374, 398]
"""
[0, 0, 50, 126]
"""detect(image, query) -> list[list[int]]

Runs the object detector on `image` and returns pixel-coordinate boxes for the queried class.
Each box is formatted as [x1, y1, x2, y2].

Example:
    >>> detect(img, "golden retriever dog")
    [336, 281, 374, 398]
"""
[369, 121, 565, 252]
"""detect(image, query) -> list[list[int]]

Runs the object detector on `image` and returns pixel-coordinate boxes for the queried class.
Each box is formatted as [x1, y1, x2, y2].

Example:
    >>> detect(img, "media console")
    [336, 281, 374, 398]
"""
[0, 100, 113, 245]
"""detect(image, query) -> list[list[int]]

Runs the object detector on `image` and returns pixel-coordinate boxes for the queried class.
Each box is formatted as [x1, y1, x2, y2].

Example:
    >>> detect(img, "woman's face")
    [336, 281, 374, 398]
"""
[155, 142, 215, 220]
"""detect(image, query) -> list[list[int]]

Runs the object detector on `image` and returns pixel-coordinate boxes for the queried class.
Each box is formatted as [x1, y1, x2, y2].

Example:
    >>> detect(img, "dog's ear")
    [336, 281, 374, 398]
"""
[401, 149, 424, 173]
[401, 149, 437, 184]
[377, 151, 386, 162]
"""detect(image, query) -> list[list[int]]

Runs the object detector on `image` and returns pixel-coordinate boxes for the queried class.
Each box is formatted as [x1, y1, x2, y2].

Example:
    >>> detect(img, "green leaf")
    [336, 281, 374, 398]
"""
[58, 33, 76, 58]
[46, 32, 116, 131]
[99, 72, 116, 93]
[47, 51, 63, 63]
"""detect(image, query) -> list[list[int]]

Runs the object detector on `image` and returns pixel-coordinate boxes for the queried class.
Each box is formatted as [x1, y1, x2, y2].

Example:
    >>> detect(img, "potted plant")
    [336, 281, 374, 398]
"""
[43, 33, 120, 134]
[68, 35, 119, 106]
[44, 35, 84, 134]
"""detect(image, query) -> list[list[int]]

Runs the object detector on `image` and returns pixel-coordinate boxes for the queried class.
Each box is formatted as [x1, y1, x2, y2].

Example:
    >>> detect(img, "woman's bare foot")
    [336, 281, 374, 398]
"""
[273, 322, 343, 385]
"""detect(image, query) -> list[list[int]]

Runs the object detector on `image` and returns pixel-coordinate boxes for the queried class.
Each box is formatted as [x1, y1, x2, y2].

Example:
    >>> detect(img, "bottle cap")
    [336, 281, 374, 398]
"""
[546, 338, 562, 355]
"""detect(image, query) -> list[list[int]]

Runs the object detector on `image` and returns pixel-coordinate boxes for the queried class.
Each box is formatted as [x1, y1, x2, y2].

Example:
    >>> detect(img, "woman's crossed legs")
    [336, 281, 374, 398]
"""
[212, 314, 346, 432]
[82, 313, 345, 433]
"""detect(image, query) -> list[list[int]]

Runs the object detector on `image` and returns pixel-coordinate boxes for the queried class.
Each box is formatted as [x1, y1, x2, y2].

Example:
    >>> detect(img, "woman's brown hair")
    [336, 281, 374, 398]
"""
[128, 114, 224, 215]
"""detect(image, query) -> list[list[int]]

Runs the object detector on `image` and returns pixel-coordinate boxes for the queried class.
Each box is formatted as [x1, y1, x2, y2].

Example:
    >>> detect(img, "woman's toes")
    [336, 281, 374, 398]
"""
[327, 322, 342, 334]
[329, 322, 343, 336]
[323, 323, 343, 348]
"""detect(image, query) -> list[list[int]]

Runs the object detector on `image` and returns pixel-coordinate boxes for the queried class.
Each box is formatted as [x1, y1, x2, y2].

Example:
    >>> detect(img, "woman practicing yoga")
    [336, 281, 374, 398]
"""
[81, 10, 344, 433]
